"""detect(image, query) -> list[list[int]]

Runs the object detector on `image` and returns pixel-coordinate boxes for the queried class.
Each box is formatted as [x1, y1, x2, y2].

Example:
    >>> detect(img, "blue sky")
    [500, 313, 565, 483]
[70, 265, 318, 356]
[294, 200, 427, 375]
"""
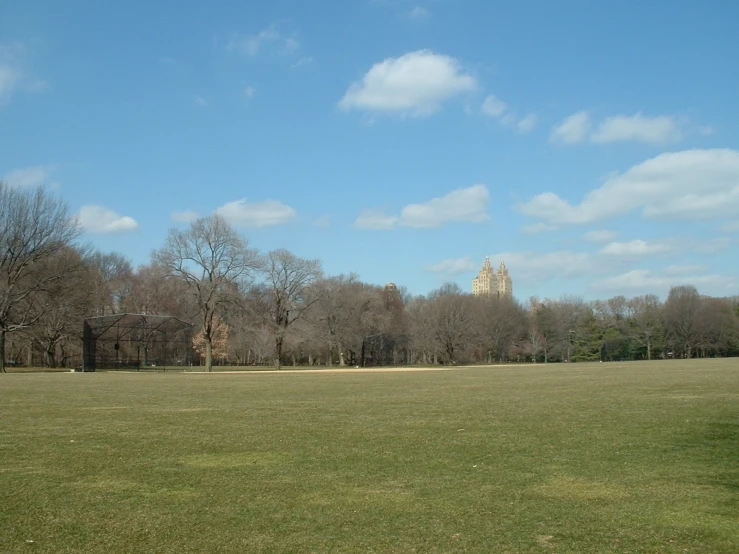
[2, 0, 738, 301]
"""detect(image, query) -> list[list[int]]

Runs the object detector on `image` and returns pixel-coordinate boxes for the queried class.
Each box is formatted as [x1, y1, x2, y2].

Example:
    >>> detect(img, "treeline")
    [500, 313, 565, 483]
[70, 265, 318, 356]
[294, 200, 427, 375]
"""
[2, 183, 738, 371]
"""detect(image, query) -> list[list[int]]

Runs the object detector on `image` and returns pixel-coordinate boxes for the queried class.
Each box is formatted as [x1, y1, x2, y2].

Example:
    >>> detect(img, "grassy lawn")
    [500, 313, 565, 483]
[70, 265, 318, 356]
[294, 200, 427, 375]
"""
[1, 360, 738, 553]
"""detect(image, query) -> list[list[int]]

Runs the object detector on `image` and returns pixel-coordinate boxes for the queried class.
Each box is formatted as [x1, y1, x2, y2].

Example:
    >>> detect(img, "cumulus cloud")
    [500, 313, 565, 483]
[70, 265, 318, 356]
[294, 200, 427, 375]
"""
[171, 210, 199, 223]
[79, 205, 139, 234]
[591, 113, 682, 144]
[425, 257, 476, 274]
[519, 149, 739, 225]
[550, 111, 591, 144]
[401, 184, 489, 227]
[2, 165, 53, 187]
[552, 111, 684, 145]
[355, 184, 490, 229]
[339, 50, 477, 117]
[226, 25, 299, 57]
[215, 199, 296, 227]
[354, 209, 399, 230]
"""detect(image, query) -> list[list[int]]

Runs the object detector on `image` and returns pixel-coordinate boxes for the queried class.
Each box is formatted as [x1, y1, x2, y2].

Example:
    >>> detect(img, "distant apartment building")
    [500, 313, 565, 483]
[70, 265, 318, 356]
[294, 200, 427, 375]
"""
[472, 257, 513, 298]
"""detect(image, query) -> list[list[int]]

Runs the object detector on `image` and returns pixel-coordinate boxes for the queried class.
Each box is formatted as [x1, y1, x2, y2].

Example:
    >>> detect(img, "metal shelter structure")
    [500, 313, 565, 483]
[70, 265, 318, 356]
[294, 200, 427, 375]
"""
[82, 314, 193, 371]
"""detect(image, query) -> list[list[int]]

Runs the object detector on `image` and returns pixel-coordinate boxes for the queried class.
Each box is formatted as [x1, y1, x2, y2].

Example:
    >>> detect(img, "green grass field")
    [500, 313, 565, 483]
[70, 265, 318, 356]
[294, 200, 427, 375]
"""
[1, 360, 738, 553]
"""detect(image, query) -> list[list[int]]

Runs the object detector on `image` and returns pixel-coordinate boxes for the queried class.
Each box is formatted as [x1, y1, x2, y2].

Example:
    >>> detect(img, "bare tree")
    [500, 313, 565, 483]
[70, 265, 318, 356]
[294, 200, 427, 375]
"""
[0, 183, 80, 372]
[24, 247, 92, 367]
[88, 251, 134, 315]
[426, 284, 477, 365]
[153, 215, 256, 371]
[663, 285, 701, 358]
[261, 249, 322, 370]
[628, 294, 663, 360]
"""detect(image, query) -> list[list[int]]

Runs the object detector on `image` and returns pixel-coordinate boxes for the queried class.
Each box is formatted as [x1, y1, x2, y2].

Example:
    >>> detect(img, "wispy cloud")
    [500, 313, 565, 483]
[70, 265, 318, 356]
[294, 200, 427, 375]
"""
[0, 41, 46, 106]
[291, 56, 313, 68]
[2, 165, 54, 187]
[425, 257, 475, 274]
[171, 210, 199, 223]
[481, 94, 536, 133]
[407, 6, 430, 19]
[339, 50, 477, 117]
[226, 25, 300, 57]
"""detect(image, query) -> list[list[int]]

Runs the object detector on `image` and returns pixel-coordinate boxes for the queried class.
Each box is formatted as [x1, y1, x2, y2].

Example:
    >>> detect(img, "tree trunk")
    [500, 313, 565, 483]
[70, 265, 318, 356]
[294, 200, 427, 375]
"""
[275, 336, 283, 370]
[205, 336, 213, 372]
[646, 340, 652, 361]
[0, 329, 6, 373]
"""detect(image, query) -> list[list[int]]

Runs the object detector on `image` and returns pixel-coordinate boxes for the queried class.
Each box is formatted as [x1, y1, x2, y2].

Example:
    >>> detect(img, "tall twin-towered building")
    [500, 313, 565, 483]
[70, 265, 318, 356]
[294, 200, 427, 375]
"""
[472, 257, 513, 298]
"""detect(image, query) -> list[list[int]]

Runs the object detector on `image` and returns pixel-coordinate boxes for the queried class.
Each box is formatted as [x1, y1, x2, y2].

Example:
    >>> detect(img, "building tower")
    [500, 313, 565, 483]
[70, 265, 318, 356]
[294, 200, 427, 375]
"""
[472, 258, 512, 298]
[496, 260, 513, 297]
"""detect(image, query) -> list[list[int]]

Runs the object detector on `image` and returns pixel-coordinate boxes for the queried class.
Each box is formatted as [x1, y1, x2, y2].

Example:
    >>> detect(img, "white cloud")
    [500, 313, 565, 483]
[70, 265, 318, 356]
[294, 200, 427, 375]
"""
[339, 50, 477, 117]
[592, 269, 736, 294]
[171, 210, 199, 223]
[0, 42, 45, 106]
[354, 209, 399, 230]
[291, 56, 313, 68]
[720, 221, 739, 232]
[489, 250, 596, 284]
[584, 230, 617, 243]
[481, 95, 507, 118]
[599, 239, 677, 257]
[550, 111, 591, 144]
[193, 95, 208, 106]
[400, 184, 490, 228]
[425, 257, 475, 274]
[692, 237, 731, 254]
[521, 222, 559, 234]
[519, 149, 739, 225]
[3, 165, 53, 187]
[215, 199, 296, 227]
[591, 113, 682, 144]
[408, 6, 430, 19]
[242, 86, 256, 98]
[355, 184, 490, 229]
[517, 113, 537, 133]
[481, 95, 536, 133]
[226, 25, 299, 57]
[79, 205, 139, 234]
[664, 264, 706, 276]
[0, 64, 21, 101]
[314, 215, 330, 227]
